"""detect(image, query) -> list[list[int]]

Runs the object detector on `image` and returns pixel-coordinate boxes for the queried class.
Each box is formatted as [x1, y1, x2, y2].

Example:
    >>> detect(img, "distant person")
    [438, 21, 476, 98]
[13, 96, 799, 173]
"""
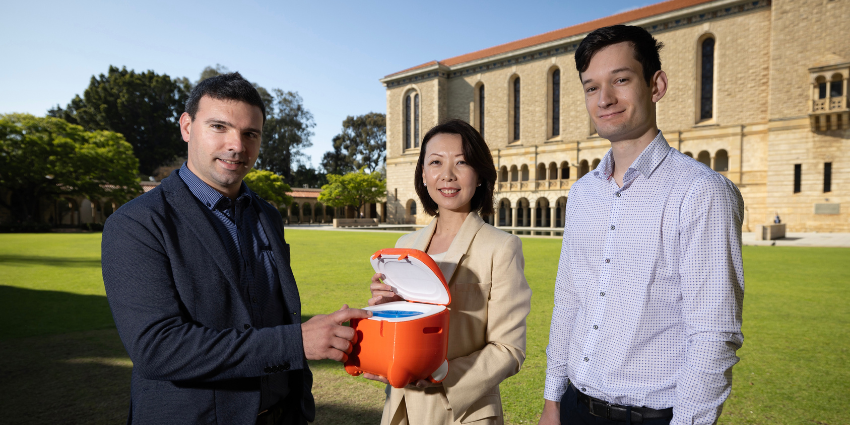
[102, 72, 371, 425]
[368, 119, 532, 425]
[774, 213, 781, 224]
[538, 25, 745, 425]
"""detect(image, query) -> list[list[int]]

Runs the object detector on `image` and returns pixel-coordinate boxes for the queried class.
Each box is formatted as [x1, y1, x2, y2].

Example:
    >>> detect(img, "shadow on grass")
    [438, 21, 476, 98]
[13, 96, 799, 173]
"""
[0, 286, 115, 339]
[0, 328, 133, 424]
[0, 290, 385, 424]
[0, 254, 102, 268]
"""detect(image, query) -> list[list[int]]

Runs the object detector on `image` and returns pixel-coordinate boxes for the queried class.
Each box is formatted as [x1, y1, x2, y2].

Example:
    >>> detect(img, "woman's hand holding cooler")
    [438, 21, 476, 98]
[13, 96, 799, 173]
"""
[368, 272, 405, 305]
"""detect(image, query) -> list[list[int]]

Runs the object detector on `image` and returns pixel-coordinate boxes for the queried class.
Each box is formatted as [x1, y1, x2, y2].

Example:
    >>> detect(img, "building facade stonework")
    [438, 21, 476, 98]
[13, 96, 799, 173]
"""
[381, 0, 850, 232]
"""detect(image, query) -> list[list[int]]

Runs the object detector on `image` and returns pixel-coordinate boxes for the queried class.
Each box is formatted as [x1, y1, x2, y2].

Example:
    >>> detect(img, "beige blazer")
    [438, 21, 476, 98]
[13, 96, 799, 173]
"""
[381, 212, 532, 425]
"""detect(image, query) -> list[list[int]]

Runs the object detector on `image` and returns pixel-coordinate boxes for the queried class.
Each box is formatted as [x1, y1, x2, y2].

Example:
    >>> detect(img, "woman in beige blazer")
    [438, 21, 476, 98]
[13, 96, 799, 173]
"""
[367, 119, 532, 425]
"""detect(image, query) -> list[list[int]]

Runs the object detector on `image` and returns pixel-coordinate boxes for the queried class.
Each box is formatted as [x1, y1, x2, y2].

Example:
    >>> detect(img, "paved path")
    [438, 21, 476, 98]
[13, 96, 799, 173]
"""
[741, 232, 850, 248]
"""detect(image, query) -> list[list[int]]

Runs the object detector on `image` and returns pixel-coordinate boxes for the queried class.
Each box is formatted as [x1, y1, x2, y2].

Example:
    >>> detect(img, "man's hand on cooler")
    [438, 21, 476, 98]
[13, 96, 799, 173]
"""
[301, 304, 371, 361]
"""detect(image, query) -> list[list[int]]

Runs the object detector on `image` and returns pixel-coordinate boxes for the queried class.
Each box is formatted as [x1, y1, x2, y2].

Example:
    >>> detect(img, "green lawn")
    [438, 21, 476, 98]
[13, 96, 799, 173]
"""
[0, 231, 847, 424]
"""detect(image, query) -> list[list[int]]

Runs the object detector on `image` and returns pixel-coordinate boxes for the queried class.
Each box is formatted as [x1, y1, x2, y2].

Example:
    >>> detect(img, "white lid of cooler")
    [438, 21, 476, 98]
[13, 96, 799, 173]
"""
[370, 249, 451, 306]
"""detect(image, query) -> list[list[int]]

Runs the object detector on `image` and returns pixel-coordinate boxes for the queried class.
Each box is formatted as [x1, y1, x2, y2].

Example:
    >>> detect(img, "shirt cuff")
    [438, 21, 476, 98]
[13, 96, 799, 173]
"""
[544, 373, 569, 402]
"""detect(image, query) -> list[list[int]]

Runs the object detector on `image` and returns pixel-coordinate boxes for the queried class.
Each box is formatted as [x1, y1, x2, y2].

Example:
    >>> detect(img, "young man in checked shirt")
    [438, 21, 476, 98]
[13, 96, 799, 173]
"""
[539, 25, 745, 425]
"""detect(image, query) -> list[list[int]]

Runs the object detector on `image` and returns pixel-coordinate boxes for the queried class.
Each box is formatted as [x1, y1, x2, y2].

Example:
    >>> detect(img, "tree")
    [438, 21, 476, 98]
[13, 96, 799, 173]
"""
[242, 169, 292, 207]
[320, 134, 356, 176]
[256, 90, 315, 182]
[0, 114, 141, 223]
[318, 168, 386, 214]
[289, 163, 327, 189]
[336, 113, 386, 173]
[57, 66, 190, 175]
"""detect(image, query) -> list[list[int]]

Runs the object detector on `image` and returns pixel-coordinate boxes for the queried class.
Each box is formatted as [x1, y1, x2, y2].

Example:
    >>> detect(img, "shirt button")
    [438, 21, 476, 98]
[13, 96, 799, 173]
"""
[605, 258, 610, 263]
[600, 292, 605, 296]
[581, 387, 587, 392]
[610, 225, 615, 230]
[243, 324, 251, 330]
[616, 193, 621, 197]
[583, 357, 589, 362]
[593, 325, 598, 329]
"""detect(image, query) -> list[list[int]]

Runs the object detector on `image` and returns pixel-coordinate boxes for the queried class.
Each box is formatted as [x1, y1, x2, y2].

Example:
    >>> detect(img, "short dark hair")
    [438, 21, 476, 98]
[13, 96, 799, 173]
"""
[185, 72, 266, 123]
[414, 119, 497, 217]
[575, 25, 664, 86]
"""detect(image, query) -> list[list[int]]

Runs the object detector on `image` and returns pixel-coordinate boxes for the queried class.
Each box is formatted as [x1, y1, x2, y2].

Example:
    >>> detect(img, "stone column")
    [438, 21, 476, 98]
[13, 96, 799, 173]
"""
[550, 206, 558, 228]
[511, 207, 518, 228]
[530, 207, 537, 228]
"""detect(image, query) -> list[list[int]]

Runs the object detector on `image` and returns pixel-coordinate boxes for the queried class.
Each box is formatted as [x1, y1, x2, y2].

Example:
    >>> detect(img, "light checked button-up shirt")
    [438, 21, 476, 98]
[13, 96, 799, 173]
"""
[544, 132, 745, 425]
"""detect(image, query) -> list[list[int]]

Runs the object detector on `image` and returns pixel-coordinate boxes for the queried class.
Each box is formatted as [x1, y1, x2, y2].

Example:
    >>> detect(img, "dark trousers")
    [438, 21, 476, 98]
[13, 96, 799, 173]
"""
[559, 384, 672, 425]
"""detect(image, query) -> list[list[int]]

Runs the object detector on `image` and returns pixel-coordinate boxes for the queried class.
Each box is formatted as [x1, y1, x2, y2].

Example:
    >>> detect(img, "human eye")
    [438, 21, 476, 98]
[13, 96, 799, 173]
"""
[211, 124, 225, 130]
[429, 160, 441, 166]
[615, 77, 629, 84]
[585, 86, 597, 94]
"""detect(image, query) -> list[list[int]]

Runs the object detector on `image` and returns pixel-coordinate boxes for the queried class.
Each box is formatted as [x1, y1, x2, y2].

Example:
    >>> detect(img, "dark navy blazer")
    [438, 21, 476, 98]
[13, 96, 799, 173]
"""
[102, 172, 314, 424]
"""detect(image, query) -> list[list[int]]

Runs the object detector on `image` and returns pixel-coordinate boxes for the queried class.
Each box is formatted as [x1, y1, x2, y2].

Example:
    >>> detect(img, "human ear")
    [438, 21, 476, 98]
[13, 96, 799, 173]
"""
[651, 70, 668, 103]
[179, 112, 192, 143]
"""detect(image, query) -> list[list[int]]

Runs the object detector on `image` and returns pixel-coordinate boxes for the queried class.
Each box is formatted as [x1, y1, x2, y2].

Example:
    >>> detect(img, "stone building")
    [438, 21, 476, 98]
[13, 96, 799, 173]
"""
[380, 0, 849, 232]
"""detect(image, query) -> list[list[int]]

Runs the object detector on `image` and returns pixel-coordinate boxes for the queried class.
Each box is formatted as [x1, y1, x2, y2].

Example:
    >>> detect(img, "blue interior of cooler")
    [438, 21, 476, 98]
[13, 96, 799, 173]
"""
[371, 310, 424, 318]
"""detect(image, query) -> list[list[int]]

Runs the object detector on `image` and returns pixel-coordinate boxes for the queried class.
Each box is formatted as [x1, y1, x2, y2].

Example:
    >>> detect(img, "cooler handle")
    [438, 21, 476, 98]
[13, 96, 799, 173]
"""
[429, 360, 449, 383]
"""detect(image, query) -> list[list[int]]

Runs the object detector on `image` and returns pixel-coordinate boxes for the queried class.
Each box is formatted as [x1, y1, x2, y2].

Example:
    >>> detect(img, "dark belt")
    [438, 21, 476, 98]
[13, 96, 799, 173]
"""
[572, 383, 673, 423]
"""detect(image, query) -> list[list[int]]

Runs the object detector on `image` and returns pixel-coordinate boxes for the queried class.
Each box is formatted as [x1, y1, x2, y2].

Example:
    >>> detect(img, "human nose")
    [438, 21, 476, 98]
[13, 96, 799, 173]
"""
[440, 164, 456, 181]
[597, 84, 616, 109]
[224, 130, 246, 153]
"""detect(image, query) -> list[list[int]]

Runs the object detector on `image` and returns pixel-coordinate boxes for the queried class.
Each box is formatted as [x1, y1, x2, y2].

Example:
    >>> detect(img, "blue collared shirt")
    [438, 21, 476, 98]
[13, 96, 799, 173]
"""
[544, 132, 745, 425]
[178, 164, 289, 409]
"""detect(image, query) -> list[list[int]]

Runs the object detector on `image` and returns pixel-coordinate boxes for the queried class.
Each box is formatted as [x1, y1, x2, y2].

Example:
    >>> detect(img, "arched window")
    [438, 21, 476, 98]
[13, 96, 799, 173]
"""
[409, 201, 417, 216]
[591, 159, 600, 170]
[560, 161, 570, 179]
[499, 166, 508, 182]
[549, 162, 558, 180]
[816, 76, 828, 99]
[551, 68, 560, 137]
[579, 160, 589, 178]
[700, 36, 715, 121]
[520, 164, 529, 181]
[478, 84, 486, 138]
[510, 76, 521, 141]
[714, 150, 728, 171]
[536, 164, 546, 181]
[683, 151, 693, 158]
[697, 151, 711, 167]
[404, 95, 411, 149]
[404, 91, 420, 150]
[831, 73, 844, 98]
[510, 165, 518, 182]
[414, 94, 420, 147]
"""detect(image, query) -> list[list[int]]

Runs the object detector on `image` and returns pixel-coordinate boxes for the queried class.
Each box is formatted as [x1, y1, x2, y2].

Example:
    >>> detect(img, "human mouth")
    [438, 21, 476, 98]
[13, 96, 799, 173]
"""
[438, 188, 460, 197]
[599, 110, 624, 120]
[217, 158, 244, 170]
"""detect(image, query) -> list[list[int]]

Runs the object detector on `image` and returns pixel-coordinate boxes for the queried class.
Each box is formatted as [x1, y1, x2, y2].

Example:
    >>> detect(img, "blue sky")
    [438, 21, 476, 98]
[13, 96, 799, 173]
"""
[1, 0, 651, 168]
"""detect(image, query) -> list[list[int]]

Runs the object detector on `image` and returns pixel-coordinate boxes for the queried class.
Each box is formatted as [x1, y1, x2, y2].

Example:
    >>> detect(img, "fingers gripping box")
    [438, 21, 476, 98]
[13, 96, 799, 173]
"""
[344, 248, 451, 388]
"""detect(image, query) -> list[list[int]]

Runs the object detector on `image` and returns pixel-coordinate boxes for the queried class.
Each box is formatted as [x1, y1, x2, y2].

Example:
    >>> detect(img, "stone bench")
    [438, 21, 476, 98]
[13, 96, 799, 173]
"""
[755, 223, 786, 240]
[333, 218, 379, 228]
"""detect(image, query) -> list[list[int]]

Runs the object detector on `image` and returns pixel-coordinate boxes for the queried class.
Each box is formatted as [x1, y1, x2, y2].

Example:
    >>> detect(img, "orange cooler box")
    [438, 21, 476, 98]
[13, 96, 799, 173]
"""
[344, 248, 451, 388]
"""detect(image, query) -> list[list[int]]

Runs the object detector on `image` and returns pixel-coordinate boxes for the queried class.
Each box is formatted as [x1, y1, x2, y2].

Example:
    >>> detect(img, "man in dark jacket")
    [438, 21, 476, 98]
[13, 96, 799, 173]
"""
[102, 72, 370, 425]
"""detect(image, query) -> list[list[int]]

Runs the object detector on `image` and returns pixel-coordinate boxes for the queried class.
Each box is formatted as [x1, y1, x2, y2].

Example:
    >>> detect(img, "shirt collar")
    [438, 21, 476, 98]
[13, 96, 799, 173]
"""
[178, 163, 251, 211]
[593, 131, 671, 182]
